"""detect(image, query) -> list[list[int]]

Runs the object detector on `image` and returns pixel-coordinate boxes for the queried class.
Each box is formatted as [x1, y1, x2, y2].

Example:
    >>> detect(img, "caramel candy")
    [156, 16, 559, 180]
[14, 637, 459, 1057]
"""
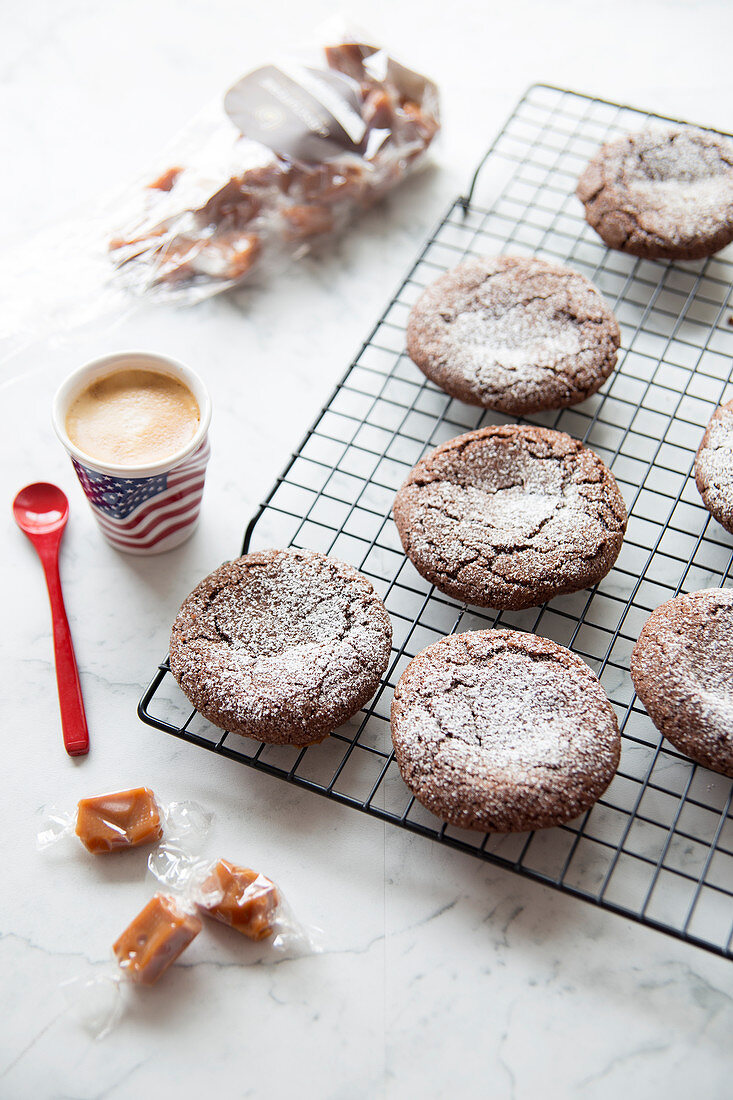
[75, 787, 162, 854]
[282, 204, 334, 241]
[210, 231, 261, 279]
[324, 42, 371, 81]
[149, 166, 182, 192]
[298, 163, 365, 204]
[199, 179, 261, 226]
[113, 894, 202, 985]
[363, 89, 394, 131]
[199, 860, 279, 940]
[145, 229, 261, 286]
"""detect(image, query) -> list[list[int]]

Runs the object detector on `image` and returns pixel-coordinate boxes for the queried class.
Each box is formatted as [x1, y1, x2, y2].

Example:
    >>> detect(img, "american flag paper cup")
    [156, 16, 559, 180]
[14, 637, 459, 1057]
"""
[53, 352, 212, 555]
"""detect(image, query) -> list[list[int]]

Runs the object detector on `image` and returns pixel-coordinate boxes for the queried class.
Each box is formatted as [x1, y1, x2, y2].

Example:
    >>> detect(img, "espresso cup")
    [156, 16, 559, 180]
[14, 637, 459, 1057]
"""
[52, 352, 212, 555]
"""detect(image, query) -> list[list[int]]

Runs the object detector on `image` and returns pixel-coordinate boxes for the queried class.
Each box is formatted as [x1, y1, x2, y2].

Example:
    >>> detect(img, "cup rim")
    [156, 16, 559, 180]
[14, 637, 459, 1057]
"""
[52, 351, 212, 478]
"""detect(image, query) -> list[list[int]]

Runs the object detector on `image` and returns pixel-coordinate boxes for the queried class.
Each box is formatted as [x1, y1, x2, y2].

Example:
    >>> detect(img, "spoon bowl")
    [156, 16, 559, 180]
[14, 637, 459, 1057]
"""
[13, 482, 89, 757]
[13, 481, 69, 535]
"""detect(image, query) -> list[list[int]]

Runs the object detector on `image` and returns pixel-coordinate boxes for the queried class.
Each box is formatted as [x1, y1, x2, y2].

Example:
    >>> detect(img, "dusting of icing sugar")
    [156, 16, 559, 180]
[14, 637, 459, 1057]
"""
[169, 549, 392, 742]
[406, 256, 620, 415]
[424, 651, 595, 770]
[444, 481, 597, 549]
[393, 425, 627, 609]
[614, 128, 733, 245]
[635, 178, 733, 239]
[463, 485, 561, 537]
[631, 589, 733, 776]
[649, 595, 733, 703]
[391, 629, 621, 831]
[446, 303, 582, 378]
[696, 405, 733, 503]
[626, 129, 731, 182]
[411, 431, 612, 557]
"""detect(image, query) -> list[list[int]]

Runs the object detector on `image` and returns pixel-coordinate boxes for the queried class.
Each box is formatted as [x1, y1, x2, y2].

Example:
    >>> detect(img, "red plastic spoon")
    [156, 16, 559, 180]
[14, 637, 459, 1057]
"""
[13, 482, 90, 757]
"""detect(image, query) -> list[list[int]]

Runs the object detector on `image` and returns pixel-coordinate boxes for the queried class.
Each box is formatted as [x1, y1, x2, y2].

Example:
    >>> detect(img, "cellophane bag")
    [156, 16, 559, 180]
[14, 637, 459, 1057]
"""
[0, 26, 439, 362]
[109, 28, 440, 301]
[0, 26, 435, 360]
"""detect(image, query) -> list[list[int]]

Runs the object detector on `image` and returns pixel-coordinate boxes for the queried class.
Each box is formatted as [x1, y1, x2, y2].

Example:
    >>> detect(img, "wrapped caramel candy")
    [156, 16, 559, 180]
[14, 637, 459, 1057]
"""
[113, 893, 202, 985]
[75, 788, 162, 854]
[197, 859, 280, 940]
[148, 845, 320, 957]
[38, 791, 211, 857]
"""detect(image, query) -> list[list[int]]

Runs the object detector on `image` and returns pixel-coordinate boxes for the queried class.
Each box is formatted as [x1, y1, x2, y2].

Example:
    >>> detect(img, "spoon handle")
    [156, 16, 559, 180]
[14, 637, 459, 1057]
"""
[39, 551, 90, 757]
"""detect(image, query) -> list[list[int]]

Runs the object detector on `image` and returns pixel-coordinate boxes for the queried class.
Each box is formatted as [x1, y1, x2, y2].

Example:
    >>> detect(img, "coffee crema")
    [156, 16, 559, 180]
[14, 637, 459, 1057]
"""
[65, 368, 200, 466]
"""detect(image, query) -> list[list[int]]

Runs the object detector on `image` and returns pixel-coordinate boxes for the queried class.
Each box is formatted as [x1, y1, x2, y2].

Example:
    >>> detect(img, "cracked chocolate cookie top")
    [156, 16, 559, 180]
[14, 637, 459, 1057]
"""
[391, 629, 621, 832]
[393, 424, 627, 610]
[576, 127, 733, 260]
[169, 549, 392, 746]
[406, 256, 620, 415]
[630, 588, 733, 778]
[695, 399, 733, 535]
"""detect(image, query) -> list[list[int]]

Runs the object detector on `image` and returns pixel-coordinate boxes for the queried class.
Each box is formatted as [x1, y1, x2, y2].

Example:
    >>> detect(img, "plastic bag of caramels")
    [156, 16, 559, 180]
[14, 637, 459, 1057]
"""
[0, 22, 439, 361]
[107, 22, 440, 300]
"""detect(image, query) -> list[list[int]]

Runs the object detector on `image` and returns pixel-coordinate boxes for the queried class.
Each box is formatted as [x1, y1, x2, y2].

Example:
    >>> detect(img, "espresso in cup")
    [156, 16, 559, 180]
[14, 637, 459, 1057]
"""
[53, 352, 212, 554]
[65, 367, 200, 467]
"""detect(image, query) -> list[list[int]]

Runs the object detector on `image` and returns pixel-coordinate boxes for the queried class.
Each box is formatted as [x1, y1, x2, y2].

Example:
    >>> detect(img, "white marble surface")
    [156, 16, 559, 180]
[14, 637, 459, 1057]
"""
[2, 2, 733, 1097]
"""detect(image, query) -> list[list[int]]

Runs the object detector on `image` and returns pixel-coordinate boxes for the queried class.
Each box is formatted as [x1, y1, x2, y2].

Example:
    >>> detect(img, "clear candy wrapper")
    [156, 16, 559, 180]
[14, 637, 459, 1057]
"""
[37, 788, 212, 856]
[62, 889, 204, 1039]
[149, 843, 321, 958]
[61, 972, 125, 1043]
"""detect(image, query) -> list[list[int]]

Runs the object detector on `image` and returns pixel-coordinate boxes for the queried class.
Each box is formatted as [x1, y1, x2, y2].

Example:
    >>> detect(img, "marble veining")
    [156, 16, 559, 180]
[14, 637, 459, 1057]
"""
[2, 1, 733, 1097]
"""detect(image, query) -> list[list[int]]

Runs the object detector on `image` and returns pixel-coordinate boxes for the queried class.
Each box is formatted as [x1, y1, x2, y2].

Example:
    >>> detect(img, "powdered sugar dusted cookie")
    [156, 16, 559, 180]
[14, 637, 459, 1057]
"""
[695, 399, 733, 534]
[169, 549, 392, 745]
[393, 424, 627, 610]
[391, 629, 621, 833]
[406, 256, 619, 415]
[577, 127, 733, 260]
[630, 588, 733, 778]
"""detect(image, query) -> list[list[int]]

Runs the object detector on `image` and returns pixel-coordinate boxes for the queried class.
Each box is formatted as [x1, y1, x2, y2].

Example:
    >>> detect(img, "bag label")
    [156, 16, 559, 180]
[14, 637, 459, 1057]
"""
[225, 63, 366, 163]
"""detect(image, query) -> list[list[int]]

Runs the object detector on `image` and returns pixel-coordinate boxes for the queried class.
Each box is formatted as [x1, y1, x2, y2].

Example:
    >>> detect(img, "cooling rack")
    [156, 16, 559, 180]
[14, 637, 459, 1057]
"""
[139, 85, 733, 959]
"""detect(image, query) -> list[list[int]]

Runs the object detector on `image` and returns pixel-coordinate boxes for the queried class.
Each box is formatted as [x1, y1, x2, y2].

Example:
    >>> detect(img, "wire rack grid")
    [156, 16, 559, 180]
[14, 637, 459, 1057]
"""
[140, 85, 733, 959]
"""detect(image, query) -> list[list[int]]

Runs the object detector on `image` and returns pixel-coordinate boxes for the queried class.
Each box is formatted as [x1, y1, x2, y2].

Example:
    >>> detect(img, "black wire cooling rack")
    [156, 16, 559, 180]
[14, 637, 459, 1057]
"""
[139, 85, 733, 959]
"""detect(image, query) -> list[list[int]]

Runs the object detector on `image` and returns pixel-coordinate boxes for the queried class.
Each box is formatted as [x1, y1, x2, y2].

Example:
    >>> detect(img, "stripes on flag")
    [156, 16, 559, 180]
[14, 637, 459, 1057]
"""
[79, 439, 210, 552]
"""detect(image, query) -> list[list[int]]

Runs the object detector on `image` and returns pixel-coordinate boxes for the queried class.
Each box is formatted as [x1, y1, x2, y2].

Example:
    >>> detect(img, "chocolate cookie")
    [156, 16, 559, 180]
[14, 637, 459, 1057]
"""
[169, 549, 392, 745]
[393, 424, 627, 610]
[695, 399, 733, 534]
[406, 256, 620, 415]
[391, 629, 621, 833]
[576, 127, 733, 260]
[630, 588, 733, 778]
